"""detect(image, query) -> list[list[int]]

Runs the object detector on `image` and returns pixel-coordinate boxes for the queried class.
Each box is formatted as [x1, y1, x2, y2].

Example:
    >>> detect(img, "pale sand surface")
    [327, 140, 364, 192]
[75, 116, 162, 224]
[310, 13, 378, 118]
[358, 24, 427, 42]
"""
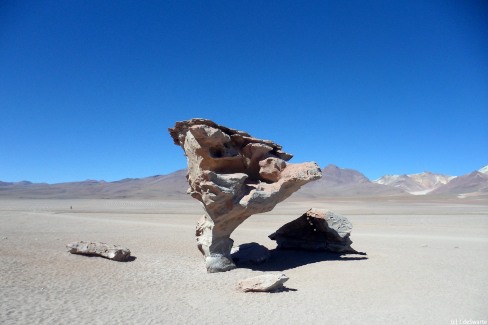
[1, 198, 487, 324]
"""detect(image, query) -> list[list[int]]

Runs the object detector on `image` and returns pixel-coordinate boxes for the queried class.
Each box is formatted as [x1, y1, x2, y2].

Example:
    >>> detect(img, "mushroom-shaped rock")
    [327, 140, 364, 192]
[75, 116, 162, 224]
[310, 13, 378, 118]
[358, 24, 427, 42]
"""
[169, 119, 322, 272]
[269, 209, 361, 254]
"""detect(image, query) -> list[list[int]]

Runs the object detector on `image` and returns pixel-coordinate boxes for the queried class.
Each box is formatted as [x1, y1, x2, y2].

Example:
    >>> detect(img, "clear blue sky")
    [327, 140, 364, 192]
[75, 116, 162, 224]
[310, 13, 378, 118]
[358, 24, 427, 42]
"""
[1, 1, 487, 183]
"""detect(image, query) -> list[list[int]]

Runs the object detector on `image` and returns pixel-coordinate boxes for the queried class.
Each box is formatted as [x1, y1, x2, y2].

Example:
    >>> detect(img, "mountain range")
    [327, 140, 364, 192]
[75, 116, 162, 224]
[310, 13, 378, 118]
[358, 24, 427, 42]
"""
[374, 166, 488, 197]
[374, 172, 455, 195]
[1, 164, 487, 199]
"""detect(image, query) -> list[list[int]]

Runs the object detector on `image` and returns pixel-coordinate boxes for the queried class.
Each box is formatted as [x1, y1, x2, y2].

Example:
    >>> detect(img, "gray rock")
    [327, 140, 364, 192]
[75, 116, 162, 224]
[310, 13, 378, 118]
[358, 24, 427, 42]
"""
[269, 209, 362, 254]
[237, 273, 289, 292]
[67, 241, 131, 261]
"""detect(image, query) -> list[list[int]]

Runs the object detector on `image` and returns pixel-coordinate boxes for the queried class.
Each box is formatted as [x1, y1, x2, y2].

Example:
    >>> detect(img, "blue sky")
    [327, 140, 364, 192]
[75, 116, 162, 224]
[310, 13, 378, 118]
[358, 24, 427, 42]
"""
[1, 1, 487, 183]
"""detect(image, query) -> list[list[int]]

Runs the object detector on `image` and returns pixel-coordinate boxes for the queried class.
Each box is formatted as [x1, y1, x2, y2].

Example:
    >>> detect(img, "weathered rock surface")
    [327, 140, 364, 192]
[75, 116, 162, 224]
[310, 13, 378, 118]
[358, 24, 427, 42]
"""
[231, 242, 270, 264]
[67, 241, 131, 261]
[169, 118, 322, 272]
[269, 209, 362, 254]
[237, 273, 289, 292]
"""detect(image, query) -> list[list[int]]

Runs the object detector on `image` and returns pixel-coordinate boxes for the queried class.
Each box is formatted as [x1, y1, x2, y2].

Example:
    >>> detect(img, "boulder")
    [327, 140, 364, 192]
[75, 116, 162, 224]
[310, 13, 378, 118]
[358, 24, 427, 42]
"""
[67, 241, 131, 261]
[231, 242, 270, 264]
[169, 119, 321, 272]
[269, 209, 362, 254]
[237, 273, 289, 292]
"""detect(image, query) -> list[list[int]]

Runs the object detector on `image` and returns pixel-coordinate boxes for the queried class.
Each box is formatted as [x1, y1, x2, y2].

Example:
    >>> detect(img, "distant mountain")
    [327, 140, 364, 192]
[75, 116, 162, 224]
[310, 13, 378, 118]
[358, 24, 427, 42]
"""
[319, 164, 371, 185]
[296, 164, 407, 198]
[430, 171, 488, 196]
[0, 170, 189, 199]
[374, 172, 454, 195]
[1, 164, 487, 199]
[372, 164, 488, 197]
[0, 165, 406, 200]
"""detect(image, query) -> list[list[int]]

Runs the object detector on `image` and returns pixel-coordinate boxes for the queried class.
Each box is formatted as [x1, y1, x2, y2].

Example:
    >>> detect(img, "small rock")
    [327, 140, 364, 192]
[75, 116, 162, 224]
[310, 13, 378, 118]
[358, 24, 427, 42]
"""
[421, 244, 428, 248]
[67, 241, 131, 261]
[237, 273, 289, 292]
[2, 237, 7, 240]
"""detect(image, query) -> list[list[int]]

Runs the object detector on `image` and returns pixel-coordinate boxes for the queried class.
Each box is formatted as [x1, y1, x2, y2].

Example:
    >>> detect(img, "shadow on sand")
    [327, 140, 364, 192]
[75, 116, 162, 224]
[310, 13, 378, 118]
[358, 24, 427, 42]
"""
[235, 249, 367, 272]
[121, 256, 137, 262]
[70, 254, 137, 262]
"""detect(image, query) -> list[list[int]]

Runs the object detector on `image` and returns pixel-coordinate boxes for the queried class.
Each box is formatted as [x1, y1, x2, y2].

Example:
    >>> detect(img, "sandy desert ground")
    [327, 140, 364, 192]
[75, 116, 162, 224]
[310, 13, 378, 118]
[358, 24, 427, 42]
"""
[1, 197, 487, 324]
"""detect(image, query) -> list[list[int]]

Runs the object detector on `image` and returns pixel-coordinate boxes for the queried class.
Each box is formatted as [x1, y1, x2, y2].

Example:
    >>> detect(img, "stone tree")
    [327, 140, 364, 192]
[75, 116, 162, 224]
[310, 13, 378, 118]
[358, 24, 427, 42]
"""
[169, 118, 321, 272]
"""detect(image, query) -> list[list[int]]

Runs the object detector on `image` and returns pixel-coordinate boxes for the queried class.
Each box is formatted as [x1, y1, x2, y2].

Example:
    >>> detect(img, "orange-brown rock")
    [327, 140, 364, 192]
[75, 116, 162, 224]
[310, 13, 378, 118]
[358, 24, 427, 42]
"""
[169, 118, 322, 272]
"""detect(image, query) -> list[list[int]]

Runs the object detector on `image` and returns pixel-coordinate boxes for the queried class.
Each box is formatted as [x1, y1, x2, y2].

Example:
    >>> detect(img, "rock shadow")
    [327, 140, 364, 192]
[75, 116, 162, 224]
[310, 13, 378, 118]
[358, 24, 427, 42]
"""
[121, 255, 137, 262]
[271, 286, 298, 293]
[235, 248, 367, 272]
[70, 254, 137, 262]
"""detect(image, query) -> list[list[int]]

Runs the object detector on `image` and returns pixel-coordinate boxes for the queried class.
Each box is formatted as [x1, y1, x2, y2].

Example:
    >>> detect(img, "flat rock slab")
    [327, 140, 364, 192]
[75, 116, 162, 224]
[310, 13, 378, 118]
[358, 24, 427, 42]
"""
[237, 273, 289, 292]
[67, 241, 131, 262]
[231, 242, 270, 264]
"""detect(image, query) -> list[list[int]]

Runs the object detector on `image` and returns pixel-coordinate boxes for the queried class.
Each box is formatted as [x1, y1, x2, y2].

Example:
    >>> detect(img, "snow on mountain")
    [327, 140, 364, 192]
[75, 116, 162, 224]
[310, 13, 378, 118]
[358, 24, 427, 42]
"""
[374, 172, 454, 195]
[479, 165, 488, 174]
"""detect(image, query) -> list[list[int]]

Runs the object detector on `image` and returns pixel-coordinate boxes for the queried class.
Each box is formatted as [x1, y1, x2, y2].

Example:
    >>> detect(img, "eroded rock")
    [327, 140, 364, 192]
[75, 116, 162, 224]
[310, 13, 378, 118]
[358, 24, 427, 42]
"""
[169, 119, 321, 272]
[269, 209, 362, 254]
[237, 273, 289, 292]
[67, 241, 131, 261]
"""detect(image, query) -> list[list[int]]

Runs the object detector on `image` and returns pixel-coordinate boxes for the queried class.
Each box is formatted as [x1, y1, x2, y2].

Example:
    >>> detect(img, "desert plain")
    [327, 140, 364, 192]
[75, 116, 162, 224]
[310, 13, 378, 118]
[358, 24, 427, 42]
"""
[1, 196, 487, 324]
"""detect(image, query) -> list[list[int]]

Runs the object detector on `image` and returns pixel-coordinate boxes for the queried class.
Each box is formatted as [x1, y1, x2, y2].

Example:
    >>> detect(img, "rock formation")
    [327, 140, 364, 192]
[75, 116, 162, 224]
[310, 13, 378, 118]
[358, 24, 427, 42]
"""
[169, 118, 322, 272]
[269, 209, 361, 254]
[67, 241, 132, 261]
[237, 273, 289, 292]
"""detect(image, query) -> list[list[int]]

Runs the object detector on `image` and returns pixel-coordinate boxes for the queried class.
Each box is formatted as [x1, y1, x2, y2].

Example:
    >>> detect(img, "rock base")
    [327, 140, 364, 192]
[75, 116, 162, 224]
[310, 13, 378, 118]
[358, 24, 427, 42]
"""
[205, 255, 236, 273]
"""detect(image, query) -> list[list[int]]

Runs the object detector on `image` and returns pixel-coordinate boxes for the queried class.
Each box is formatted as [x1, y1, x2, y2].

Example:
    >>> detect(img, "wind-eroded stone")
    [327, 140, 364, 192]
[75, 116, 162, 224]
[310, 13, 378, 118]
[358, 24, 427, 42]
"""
[169, 118, 322, 272]
[237, 273, 289, 292]
[269, 209, 361, 254]
[67, 241, 131, 261]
